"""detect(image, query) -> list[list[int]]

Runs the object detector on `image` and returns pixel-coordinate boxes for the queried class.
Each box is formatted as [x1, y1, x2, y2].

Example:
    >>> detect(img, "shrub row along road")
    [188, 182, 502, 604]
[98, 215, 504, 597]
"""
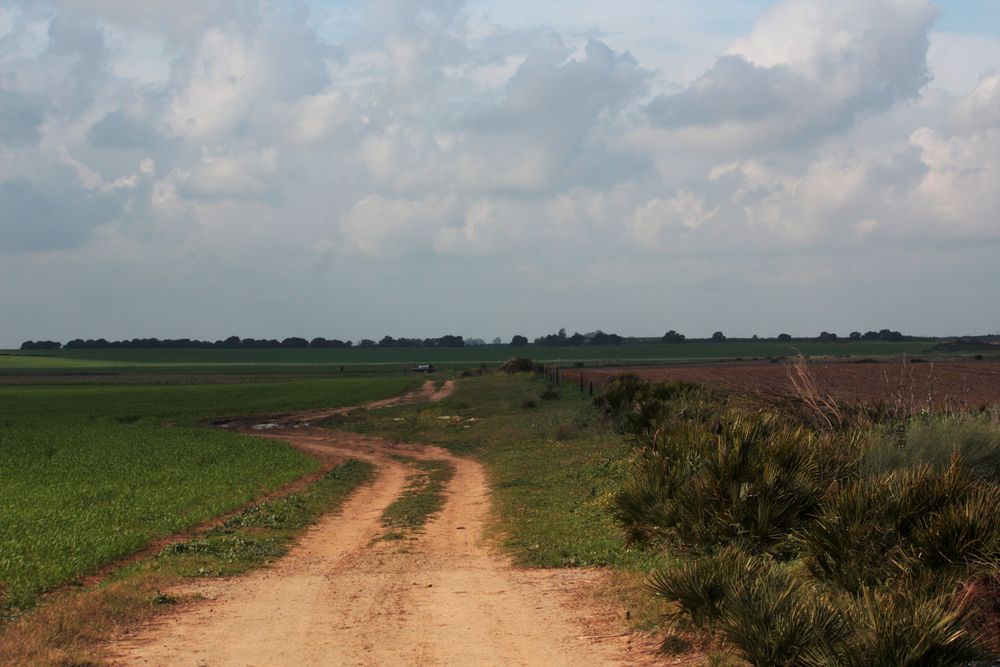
[108, 382, 645, 666]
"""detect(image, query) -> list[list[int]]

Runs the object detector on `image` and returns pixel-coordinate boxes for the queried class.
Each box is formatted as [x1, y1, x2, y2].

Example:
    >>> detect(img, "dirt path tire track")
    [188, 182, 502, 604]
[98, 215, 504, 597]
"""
[108, 379, 654, 666]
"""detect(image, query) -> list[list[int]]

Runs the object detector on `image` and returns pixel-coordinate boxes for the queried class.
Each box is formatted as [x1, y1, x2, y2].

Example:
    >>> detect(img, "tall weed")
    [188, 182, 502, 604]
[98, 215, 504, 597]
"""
[865, 413, 1000, 481]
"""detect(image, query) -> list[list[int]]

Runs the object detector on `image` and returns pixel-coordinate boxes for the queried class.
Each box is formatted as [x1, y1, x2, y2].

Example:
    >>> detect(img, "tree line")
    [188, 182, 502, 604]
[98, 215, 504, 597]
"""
[18, 328, 915, 351]
[19, 335, 467, 350]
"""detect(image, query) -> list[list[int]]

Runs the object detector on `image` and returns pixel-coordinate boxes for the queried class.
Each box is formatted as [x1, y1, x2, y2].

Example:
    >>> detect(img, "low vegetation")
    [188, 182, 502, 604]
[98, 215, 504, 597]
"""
[600, 372, 1000, 664]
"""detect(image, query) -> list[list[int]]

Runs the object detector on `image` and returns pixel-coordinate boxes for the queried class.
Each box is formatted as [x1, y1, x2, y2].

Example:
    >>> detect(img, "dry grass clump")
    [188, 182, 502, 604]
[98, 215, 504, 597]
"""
[0, 577, 165, 666]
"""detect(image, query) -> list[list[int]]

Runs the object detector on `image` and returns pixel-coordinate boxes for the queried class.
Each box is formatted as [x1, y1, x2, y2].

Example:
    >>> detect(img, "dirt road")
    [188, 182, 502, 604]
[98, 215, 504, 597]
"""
[109, 382, 649, 666]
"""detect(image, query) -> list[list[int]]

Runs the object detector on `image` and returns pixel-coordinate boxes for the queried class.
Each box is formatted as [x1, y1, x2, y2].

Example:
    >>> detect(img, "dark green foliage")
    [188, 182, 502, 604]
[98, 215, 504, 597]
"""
[806, 588, 983, 667]
[615, 413, 853, 555]
[613, 373, 999, 661]
[539, 388, 561, 401]
[597, 376, 714, 436]
[655, 554, 984, 666]
[719, 566, 847, 666]
[797, 462, 1000, 592]
[648, 548, 760, 625]
[498, 357, 535, 373]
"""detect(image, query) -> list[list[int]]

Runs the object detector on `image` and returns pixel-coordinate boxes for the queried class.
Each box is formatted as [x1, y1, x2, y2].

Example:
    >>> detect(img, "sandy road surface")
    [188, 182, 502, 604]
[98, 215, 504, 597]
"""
[109, 381, 651, 666]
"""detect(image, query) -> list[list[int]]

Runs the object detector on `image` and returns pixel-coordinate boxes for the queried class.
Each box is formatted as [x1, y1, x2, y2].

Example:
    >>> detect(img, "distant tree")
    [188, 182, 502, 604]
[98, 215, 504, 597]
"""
[311, 338, 351, 348]
[590, 331, 624, 345]
[818, 331, 838, 342]
[222, 335, 241, 348]
[711, 331, 726, 342]
[777, 333, 792, 342]
[281, 337, 309, 348]
[20, 340, 62, 350]
[567, 332, 586, 346]
[751, 334, 759, 341]
[466, 338, 486, 346]
[358, 339, 376, 347]
[662, 330, 686, 343]
[849, 331, 862, 340]
[510, 335, 528, 347]
[534, 328, 571, 346]
[396, 337, 422, 347]
[437, 334, 465, 348]
[879, 329, 904, 342]
[492, 337, 502, 345]
[378, 336, 397, 348]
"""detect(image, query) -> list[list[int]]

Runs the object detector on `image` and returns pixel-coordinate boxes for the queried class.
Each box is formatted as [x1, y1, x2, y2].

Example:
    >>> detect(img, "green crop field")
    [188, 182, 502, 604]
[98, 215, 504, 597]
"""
[0, 340, 933, 373]
[0, 376, 418, 609]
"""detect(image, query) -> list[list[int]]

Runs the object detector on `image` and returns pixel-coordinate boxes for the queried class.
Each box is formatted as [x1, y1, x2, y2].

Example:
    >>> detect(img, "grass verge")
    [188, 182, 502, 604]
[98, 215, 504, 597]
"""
[0, 459, 373, 666]
[328, 374, 658, 568]
[325, 373, 671, 631]
[380, 457, 455, 539]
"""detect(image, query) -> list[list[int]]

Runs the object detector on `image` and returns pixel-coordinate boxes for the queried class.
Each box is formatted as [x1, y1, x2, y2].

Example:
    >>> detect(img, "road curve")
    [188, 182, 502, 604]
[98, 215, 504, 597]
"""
[107, 381, 652, 666]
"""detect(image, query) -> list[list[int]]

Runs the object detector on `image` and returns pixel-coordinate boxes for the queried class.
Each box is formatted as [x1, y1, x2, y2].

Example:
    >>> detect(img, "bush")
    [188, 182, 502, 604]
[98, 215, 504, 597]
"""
[648, 548, 760, 626]
[797, 461, 999, 592]
[615, 413, 854, 555]
[597, 376, 715, 436]
[539, 388, 561, 401]
[719, 566, 847, 666]
[809, 587, 983, 667]
[499, 357, 535, 373]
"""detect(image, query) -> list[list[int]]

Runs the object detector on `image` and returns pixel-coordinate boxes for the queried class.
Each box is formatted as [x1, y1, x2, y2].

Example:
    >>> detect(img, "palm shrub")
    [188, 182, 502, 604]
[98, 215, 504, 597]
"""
[647, 547, 761, 626]
[597, 376, 716, 436]
[596, 374, 653, 434]
[652, 556, 988, 666]
[797, 459, 1000, 593]
[614, 412, 856, 555]
[803, 586, 983, 667]
[719, 565, 848, 666]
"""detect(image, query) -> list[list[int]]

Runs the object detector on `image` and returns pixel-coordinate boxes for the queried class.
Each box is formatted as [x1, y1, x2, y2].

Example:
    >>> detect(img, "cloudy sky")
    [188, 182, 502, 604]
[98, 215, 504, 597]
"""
[2, 0, 999, 345]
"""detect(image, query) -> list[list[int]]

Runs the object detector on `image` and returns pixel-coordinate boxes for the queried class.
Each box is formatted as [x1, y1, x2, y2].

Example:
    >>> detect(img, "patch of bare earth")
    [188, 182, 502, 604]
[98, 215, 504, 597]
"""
[572, 359, 1000, 408]
[106, 379, 658, 666]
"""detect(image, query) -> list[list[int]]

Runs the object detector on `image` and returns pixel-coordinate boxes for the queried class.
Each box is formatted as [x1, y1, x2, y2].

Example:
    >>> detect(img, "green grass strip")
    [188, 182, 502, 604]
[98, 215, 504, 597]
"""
[154, 459, 374, 579]
[380, 457, 455, 536]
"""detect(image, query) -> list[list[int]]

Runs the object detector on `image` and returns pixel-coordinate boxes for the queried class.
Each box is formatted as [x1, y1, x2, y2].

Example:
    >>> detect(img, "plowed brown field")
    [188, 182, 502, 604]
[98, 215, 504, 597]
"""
[572, 359, 1000, 408]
